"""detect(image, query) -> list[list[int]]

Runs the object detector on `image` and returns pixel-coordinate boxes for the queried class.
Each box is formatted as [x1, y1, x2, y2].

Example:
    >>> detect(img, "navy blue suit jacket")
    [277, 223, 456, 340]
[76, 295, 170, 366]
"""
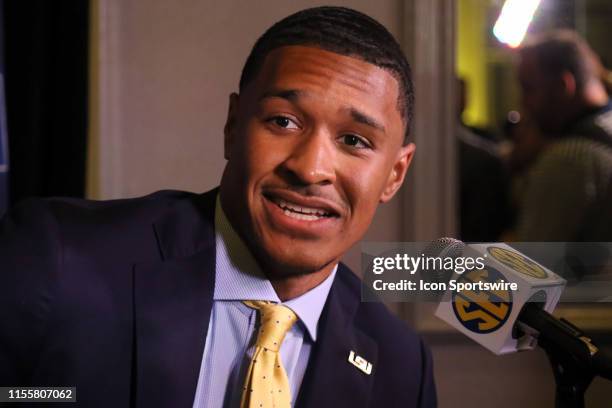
[0, 188, 436, 407]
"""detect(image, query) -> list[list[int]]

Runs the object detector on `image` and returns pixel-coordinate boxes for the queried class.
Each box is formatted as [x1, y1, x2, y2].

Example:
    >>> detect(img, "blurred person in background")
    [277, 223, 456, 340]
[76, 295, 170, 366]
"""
[456, 78, 511, 242]
[501, 113, 545, 240]
[515, 29, 612, 242]
[504, 113, 546, 178]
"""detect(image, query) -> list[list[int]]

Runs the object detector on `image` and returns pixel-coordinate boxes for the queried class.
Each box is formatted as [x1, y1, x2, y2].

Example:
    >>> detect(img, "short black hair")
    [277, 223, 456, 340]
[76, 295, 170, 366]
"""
[239, 6, 414, 144]
[520, 30, 602, 91]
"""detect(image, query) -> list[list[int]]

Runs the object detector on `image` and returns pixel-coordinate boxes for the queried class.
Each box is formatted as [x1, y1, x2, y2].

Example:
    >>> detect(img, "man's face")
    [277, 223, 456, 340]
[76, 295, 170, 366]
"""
[221, 46, 414, 277]
[518, 53, 564, 133]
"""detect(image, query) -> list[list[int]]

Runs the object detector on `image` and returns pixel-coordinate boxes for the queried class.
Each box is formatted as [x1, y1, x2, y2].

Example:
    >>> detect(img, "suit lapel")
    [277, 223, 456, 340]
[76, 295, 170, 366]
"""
[296, 265, 378, 408]
[133, 189, 217, 408]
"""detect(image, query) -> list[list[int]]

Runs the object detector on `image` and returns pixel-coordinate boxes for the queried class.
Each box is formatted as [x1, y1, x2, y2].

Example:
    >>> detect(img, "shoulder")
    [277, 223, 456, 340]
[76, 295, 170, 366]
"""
[0, 187, 211, 284]
[2, 189, 215, 244]
[15, 189, 204, 225]
[2, 189, 194, 227]
[528, 137, 612, 185]
[538, 136, 612, 168]
[528, 137, 612, 193]
[0, 188, 218, 293]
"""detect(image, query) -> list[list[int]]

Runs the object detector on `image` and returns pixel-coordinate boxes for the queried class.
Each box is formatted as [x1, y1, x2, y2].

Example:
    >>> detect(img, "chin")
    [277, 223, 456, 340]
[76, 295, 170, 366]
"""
[258, 242, 338, 277]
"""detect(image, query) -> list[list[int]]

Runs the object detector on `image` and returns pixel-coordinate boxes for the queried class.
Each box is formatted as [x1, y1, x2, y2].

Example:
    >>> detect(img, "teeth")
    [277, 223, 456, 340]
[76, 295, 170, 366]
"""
[283, 208, 321, 221]
[276, 198, 331, 218]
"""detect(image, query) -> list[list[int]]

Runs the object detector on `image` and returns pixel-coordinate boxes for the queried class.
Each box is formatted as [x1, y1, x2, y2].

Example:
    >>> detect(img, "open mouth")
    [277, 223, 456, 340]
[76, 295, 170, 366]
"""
[275, 198, 333, 220]
[264, 193, 340, 222]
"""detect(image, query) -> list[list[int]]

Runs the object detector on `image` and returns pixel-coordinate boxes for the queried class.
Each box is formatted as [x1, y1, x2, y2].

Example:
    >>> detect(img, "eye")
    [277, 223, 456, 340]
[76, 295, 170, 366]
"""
[340, 134, 371, 149]
[269, 116, 299, 130]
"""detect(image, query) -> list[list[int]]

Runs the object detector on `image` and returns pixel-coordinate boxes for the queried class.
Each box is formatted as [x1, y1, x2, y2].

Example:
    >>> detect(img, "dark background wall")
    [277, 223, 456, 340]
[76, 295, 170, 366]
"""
[3, 0, 89, 205]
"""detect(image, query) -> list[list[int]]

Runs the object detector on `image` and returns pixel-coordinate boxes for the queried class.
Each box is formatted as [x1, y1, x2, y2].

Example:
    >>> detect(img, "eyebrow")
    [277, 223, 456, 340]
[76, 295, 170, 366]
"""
[348, 108, 386, 133]
[259, 88, 386, 133]
[259, 89, 304, 102]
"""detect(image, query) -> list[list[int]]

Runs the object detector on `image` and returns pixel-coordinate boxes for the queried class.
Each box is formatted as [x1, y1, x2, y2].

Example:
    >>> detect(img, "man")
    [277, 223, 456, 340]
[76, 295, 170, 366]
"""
[0, 7, 436, 408]
[516, 30, 612, 242]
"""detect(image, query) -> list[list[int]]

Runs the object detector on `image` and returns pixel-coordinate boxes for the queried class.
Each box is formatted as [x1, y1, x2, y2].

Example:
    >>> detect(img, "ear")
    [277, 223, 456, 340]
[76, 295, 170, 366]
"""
[380, 143, 415, 203]
[560, 71, 577, 99]
[224, 93, 240, 160]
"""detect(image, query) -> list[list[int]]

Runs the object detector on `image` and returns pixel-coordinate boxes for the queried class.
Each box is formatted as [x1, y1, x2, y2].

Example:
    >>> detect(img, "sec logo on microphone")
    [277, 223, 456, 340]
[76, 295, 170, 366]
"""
[451, 267, 513, 334]
[487, 246, 548, 279]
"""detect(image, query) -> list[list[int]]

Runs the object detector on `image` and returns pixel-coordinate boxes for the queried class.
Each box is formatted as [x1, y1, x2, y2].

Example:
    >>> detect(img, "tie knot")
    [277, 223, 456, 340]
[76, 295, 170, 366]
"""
[244, 300, 298, 351]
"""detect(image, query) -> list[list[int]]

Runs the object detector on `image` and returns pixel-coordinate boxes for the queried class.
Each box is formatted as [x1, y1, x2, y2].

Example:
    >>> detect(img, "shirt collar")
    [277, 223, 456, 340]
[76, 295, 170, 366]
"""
[213, 195, 336, 341]
[282, 270, 336, 342]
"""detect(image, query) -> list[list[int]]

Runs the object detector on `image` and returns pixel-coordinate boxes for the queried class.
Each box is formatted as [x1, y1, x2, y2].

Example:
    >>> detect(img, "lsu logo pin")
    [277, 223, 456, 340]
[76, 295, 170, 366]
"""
[452, 267, 513, 334]
[487, 246, 548, 279]
[348, 350, 372, 375]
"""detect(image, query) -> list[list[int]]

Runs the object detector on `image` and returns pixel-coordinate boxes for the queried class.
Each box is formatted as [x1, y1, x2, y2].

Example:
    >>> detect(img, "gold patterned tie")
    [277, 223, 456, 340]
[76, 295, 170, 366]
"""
[241, 301, 298, 408]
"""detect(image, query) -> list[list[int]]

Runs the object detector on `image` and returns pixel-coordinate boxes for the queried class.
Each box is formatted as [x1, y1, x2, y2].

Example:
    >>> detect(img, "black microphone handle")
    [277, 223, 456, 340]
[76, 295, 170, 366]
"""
[592, 347, 612, 381]
[519, 303, 612, 381]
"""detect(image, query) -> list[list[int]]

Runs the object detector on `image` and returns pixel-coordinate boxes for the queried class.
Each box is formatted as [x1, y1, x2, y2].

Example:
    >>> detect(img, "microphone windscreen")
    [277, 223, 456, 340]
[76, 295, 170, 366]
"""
[435, 242, 566, 355]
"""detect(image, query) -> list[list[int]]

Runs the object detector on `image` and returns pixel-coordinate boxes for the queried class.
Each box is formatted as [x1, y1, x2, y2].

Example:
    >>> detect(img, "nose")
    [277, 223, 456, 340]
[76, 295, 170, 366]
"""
[281, 129, 336, 186]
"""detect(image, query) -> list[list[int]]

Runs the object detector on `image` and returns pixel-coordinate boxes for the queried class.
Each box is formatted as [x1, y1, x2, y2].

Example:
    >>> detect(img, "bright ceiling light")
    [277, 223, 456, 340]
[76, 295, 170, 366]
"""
[493, 0, 542, 48]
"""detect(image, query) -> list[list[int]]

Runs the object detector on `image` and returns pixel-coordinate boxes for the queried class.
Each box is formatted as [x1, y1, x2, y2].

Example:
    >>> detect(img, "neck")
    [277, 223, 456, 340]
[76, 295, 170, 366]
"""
[268, 262, 336, 301]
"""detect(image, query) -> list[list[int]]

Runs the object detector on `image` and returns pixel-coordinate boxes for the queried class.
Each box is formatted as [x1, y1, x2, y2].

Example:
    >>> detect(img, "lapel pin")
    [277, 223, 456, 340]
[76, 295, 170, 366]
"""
[348, 350, 372, 375]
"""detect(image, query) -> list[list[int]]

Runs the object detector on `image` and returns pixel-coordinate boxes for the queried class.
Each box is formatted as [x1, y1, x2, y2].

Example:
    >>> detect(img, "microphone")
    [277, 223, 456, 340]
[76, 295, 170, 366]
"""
[431, 239, 612, 407]
[434, 241, 566, 354]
